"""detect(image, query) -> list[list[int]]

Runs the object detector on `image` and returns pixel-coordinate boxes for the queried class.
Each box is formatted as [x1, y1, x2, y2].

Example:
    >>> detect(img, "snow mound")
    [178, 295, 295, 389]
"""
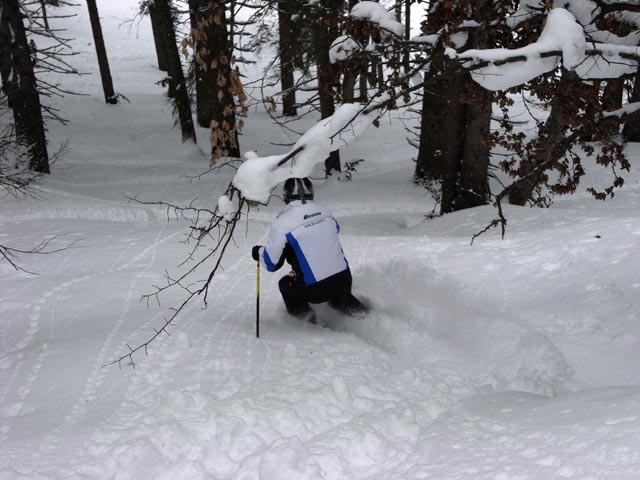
[351, 260, 575, 397]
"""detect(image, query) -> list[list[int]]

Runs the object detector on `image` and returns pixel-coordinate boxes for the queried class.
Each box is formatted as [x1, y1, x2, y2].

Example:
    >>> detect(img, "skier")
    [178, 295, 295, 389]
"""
[252, 177, 368, 324]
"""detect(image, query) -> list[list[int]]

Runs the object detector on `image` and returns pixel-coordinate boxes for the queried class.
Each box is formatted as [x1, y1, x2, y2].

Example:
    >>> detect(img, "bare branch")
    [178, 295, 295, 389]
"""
[104, 191, 246, 368]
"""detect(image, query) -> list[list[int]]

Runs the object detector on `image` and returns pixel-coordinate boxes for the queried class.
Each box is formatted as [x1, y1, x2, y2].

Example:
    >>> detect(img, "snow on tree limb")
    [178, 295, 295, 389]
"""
[328, 2, 404, 65]
[329, 35, 362, 64]
[349, 1, 403, 38]
[454, 8, 639, 90]
[603, 101, 640, 120]
[232, 104, 375, 203]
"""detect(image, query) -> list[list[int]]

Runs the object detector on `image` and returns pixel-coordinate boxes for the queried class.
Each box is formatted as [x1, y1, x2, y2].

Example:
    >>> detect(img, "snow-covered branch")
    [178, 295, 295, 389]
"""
[602, 101, 640, 120]
[349, 1, 403, 38]
[455, 8, 639, 90]
[232, 104, 375, 203]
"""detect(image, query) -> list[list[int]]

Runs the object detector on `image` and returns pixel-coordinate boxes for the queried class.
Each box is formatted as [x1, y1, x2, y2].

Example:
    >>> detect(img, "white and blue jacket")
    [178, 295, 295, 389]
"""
[259, 200, 349, 286]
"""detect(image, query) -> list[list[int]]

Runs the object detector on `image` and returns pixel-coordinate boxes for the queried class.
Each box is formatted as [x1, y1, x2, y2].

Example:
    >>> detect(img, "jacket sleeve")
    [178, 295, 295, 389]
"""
[260, 221, 287, 272]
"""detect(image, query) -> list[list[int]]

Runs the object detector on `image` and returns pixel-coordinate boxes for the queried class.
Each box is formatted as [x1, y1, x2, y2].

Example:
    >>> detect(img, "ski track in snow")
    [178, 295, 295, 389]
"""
[0, 216, 182, 444]
[63, 253, 259, 477]
[0, 284, 61, 439]
[180, 253, 255, 395]
[0, 236, 80, 415]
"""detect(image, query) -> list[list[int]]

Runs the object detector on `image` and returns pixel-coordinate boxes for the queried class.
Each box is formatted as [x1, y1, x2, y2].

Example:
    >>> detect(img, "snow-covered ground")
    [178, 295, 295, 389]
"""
[2, 2, 640, 479]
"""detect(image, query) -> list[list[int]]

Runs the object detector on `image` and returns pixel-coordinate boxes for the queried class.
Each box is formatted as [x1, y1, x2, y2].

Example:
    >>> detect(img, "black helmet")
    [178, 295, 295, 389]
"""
[283, 177, 314, 204]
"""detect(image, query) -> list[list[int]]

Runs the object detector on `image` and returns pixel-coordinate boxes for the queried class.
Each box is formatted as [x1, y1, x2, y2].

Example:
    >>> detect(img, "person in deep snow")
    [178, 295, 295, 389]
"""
[252, 177, 368, 324]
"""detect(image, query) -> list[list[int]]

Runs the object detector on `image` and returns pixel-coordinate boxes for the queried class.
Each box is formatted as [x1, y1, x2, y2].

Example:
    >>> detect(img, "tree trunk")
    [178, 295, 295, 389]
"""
[458, 83, 491, 210]
[456, 4, 493, 210]
[0, 12, 11, 96]
[189, 0, 215, 127]
[508, 70, 581, 206]
[86, 0, 117, 104]
[278, 0, 297, 116]
[153, 0, 197, 143]
[415, 50, 487, 214]
[623, 73, 640, 141]
[190, 1, 240, 163]
[341, 0, 365, 104]
[415, 55, 467, 213]
[507, 108, 565, 206]
[148, 2, 169, 72]
[403, 0, 410, 73]
[311, 0, 342, 174]
[415, 0, 494, 214]
[342, 72, 356, 103]
[601, 78, 623, 135]
[358, 69, 368, 102]
[1, 0, 50, 173]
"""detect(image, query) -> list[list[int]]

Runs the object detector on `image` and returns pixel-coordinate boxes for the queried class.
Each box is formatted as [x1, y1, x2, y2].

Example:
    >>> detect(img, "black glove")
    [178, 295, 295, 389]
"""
[252, 245, 261, 261]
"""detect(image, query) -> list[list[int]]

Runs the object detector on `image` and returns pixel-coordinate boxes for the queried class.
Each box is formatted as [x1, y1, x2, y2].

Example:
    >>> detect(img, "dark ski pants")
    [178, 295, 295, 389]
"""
[278, 268, 367, 319]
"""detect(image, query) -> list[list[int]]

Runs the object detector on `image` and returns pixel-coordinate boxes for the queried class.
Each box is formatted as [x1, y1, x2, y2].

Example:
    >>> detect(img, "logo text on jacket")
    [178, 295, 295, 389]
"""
[304, 212, 321, 220]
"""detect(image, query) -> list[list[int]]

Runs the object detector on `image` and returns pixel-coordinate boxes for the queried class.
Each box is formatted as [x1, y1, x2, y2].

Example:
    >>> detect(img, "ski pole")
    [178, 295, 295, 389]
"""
[256, 258, 260, 338]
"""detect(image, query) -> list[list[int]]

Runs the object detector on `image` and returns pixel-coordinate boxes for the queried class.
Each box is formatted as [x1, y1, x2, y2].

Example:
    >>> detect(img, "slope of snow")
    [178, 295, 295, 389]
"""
[1, 1, 640, 479]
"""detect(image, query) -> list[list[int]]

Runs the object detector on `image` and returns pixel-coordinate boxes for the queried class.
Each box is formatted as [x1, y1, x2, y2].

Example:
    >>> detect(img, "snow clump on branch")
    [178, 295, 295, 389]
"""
[458, 8, 586, 91]
[329, 35, 363, 64]
[349, 1, 403, 38]
[231, 104, 374, 203]
[217, 195, 238, 222]
[459, 7, 639, 91]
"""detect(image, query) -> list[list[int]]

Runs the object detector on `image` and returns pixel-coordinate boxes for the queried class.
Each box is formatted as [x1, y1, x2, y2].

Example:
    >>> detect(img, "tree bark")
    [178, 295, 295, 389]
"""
[311, 0, 342, 174]
[86, 0, 117, 104]
[341, 0, 365, 104]
[278, 0, 297, 116]
[415, 0, 493, 214]
[623, 73, 640, 141]
[189, 0, 215, 127]
[403, 0, 410, 73]
[458, 82, 491, 210]
[601, 78, 623, 135]
[148, 2, 169, 72]
[508, 70, 581, 206]
[342, 71, 356, 103]
[153, 0, 197, 143]
[415, 55, 467, 213]
[0, 11, 11, 95]
[415, 59, 490, 214]
[456, 3, 493, 210]
[358, 68, 368, 102]
[190, 1, 240, 163]
[1, 0, 50, 173]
